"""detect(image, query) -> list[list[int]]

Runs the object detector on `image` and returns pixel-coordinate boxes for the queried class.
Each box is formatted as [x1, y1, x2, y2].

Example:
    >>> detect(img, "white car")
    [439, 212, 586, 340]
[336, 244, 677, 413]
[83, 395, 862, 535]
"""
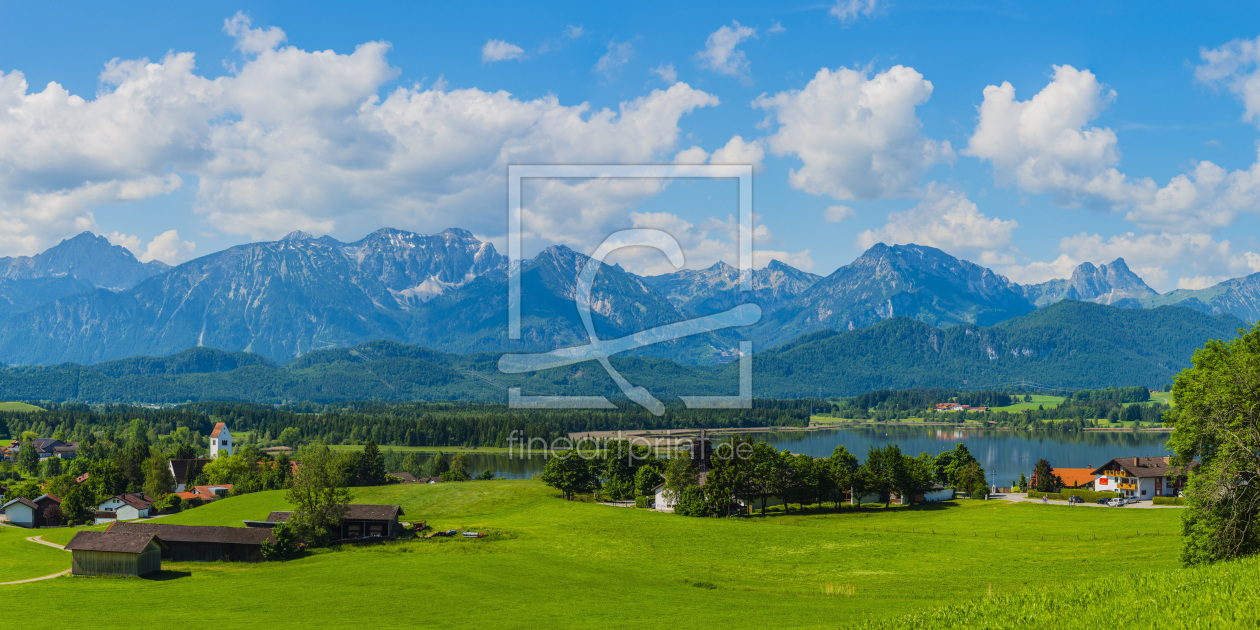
[1107, 498, 1126, 507]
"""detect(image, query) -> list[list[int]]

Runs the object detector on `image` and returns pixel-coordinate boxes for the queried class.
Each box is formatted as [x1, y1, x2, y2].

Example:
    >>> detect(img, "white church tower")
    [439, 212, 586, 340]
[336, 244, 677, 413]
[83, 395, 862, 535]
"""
[210, 422, 233, 458]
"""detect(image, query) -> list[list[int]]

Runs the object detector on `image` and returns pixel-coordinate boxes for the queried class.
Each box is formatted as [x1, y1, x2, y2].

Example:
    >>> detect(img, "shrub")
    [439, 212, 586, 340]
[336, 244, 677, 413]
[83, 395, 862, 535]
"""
[674, 486, 708, 517]
[634, 496, 652, 509]
[1027, 489, 1119, 502]
[1153, 496, 1185, 506]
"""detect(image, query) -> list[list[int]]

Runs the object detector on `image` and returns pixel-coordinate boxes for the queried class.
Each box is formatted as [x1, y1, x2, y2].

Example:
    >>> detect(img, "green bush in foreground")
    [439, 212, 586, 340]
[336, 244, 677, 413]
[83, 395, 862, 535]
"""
[868, 554, 1260, 629]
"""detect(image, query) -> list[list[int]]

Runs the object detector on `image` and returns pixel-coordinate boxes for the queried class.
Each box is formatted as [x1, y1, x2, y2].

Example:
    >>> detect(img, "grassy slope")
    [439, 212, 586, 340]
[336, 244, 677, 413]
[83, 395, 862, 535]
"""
[989, 394, 1065, 412]
[0, 525, 71, 580]
[0, 401, 42, 411]
[872, 554, 1260, 629]
[7, 480, 1186, 628]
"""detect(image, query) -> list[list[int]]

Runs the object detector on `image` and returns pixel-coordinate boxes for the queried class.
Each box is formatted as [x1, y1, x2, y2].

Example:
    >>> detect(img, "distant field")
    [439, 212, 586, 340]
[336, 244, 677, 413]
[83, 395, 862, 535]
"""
[9, 479, 1187, 628]
[0, 402, 43, 412]
[988, 395, 1065, 412]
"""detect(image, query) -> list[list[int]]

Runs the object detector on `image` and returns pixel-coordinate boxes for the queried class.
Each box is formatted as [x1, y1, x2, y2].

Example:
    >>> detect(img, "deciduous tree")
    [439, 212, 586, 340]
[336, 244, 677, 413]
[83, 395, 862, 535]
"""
[286, 444, 351, 546]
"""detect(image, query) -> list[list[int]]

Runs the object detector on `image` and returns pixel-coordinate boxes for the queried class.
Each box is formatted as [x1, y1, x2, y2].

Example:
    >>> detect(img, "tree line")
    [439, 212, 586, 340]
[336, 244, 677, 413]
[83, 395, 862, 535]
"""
[539, 436, 991, 516]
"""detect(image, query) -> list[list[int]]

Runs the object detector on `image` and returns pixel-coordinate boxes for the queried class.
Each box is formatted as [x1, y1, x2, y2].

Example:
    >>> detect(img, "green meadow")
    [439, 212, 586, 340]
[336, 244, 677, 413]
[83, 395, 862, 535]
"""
[0, 525, 70, 581]
[3, 480, 1191, 628]
[988, 394, 1066, 412]
[0, 401, 43, 412]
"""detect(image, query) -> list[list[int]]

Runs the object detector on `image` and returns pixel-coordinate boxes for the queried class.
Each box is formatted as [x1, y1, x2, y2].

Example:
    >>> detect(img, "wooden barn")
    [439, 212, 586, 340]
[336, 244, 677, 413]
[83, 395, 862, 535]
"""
[65, 531, 165, 577]
[109, 522, 274, 562]
[264, 504, 405, 540]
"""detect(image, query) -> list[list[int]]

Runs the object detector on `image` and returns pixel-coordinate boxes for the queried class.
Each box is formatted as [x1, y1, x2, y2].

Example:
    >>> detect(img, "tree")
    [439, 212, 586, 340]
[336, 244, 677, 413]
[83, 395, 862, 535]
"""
[285, 444, 351, 547]
[443, 452, 471, 482]
[661, 454, 700, 506]
[861, 444, 905, 508]
[1018, 472, 1028, 490]
[39, 456, 63, 479]
[359, 441, 386, 486]
[142, 454, 176, 498]
[261, 522, 299, 560]
[1031, 458, 1056, 492]
[1167, 325, 1260, 565]
[426, 452, 450, 478]
[59, 483, 96, 525]
[829, 445, 860, 507]
[634, 464, 662, 497]
[957, 461, 988, 499]
[540, 451, 596, 500]
[476, 468, 495, 481]
[278, 427, 303, 448]
[8, 480, 41, 500]
[748, 442, 784, 514]
[41, 503, 64, 527]
[18, 443, 38, 476]
[171, 442, 199, 460]
[673, 486, 708, 517]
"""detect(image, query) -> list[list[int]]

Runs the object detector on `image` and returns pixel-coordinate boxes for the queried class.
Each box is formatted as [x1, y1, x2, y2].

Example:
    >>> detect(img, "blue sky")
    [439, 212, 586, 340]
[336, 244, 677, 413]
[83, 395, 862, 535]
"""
[2, 1, 1260, 290]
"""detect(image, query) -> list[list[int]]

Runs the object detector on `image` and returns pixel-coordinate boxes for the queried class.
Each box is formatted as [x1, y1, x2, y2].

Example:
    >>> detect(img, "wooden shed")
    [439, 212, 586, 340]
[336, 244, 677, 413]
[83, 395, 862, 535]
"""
[265, 504, 406, 540]
[109, 522, 274, 562]
[65, 531, 166, 577]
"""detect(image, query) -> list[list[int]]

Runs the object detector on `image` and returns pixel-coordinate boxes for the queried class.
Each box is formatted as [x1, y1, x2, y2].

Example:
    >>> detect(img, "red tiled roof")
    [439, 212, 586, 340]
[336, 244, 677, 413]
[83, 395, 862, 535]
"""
[1052, 468, 1096, 488]
[210, 422, 227, 438]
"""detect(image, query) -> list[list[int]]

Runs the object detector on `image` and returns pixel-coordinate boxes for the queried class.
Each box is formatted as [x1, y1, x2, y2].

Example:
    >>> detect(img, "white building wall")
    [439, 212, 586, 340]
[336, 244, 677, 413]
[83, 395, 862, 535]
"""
[5, 503, 35, 527]
[1138, 478, 1156, 499]
[925, 488, 955, 502]
[114, 505, 146, 521]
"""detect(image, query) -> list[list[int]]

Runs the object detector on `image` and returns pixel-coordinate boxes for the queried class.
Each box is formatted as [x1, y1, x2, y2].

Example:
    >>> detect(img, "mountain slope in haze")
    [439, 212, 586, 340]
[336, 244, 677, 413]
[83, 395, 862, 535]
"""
[0, 232, 168, 290]
[644, 259, 821, 316]
[1141, 273, 1260, 323]
[748, 300, 1243, 396]
[1023, 258, 1156, 307]
[0, 276, 96, 320]
[752, 243, 1035, 348]
[0, 301, 1235, 403]
[0, 233, 722, 366]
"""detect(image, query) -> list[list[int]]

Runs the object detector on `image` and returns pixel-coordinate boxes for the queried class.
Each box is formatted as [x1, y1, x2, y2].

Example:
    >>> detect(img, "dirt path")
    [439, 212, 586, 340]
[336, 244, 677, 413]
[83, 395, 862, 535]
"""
[0, 569, 70, 585]
[0, 536, 70, 585]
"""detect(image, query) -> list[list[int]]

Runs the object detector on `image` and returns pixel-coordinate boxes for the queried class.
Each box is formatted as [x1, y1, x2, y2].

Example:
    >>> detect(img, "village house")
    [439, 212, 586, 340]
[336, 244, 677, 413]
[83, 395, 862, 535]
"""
[109, 522, 274, 562]
[98, 493, 156, 521]
[261, 504, 406, 540]
[17, 438, 78, 460]
[168, 458, 213, 493]
[930, 403, 988, 413]
[1091, 457, 1192, 499]
[387, 472, 419, 483]
[176, 484, 233, 504]
[65, 530, 166, 577]
[2, 494, 62, 527]
[210, 422, 233, 458]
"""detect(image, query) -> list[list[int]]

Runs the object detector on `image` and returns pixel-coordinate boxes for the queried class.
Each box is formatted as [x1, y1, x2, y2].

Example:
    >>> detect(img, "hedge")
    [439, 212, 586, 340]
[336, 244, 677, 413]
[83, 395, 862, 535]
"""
[634, 496, 652, 509]
[1026, 489, 1120, 502]
[1153, 496, 1185, 505]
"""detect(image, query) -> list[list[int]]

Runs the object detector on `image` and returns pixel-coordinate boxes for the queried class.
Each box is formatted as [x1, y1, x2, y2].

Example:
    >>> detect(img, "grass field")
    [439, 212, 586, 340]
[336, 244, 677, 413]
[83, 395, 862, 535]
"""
[0, 401, 43, 412]
[988, 395, 1065, 412]
[872, 552, 1260, 629]
[3, 479, 1190, 628]
[0, 525, 71, 580]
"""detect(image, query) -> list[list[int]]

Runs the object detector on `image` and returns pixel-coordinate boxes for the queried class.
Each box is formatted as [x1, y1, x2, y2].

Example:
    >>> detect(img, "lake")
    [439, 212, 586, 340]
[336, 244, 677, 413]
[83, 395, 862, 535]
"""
[392, 426, 1173, 485]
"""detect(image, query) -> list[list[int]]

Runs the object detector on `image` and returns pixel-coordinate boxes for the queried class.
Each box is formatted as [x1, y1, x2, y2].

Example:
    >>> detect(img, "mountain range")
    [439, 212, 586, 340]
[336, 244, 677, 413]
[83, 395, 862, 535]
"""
[0, 301, 1238, 403]
[0, 227, 1254, 369]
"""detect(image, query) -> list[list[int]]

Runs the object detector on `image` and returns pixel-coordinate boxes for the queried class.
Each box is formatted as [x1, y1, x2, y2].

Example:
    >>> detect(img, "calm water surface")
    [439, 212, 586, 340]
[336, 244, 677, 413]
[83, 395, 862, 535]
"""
[394, 426, 1172, 484]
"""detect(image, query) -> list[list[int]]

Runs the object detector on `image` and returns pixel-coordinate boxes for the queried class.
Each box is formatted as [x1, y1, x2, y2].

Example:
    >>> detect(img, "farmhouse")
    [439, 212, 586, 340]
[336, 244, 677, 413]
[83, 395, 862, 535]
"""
[168, 458, 213, 493]
[65, 530, 166, 577]
[176, 484, 233, 504]
[20, 438, 78, 460]
[98, 493, 156, 520]
[109, 522, 274, 562]
[264, 504, 406, 539]
[1091, 457, 1192, 499]
[388, 472, 419, 483]
[2, 497, 38, 527]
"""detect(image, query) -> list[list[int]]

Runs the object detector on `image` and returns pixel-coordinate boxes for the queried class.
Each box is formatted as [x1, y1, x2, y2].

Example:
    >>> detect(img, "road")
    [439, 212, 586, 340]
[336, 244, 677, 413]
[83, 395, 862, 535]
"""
[992, 492, 1184, 509]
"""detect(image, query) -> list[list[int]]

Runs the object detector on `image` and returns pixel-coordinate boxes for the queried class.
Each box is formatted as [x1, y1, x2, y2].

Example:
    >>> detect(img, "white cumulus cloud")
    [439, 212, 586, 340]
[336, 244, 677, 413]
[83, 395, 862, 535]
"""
[856, 185, 1017, 259]
[823, 205, 855, 222]
[695, 21, 757, 80]
[754, 65, 953, 200]
[651, 63, 678, 83]
[594, 40, 634, 79]
[482, 39, 525, 64]
[830, 0, 880, 24]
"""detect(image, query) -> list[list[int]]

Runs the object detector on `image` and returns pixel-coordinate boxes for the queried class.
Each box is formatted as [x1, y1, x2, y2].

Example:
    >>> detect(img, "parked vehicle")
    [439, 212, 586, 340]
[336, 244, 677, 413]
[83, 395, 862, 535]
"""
[1107, 498, 1126, 507]
[1096, 498, 1109, 505]
[1068, 496, 1084, 504]
[1126, 496, 1141, 504]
